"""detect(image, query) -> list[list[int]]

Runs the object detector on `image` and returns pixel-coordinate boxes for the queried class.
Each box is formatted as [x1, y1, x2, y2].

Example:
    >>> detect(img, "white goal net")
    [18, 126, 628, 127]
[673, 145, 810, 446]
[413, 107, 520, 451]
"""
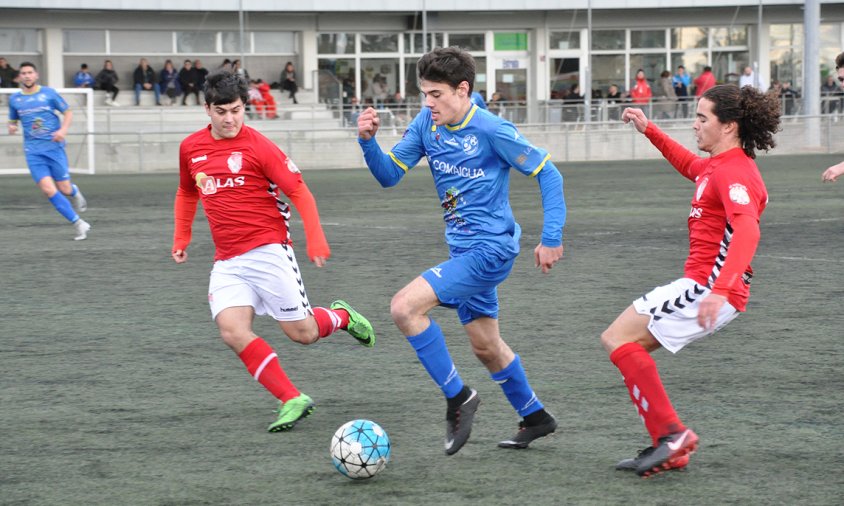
[0, 87, 95, 175]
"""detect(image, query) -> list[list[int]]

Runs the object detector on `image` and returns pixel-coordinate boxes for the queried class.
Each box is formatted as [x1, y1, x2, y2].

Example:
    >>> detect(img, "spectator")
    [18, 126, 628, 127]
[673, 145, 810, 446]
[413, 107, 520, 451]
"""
[133, 58, 161, 106]
[193, 59, 209, 94]
[344, 95, 362, 126]
[606, 83, 624, 121]
[95, 59, 120, 106]
[370, 74, 388, 108]
[821, 74, 842, 115]
[159, 59, 181, 106]
[281, 61, 298, 104]
[563, 83, 585, 122]
[739, 66, 756, 90]
[387, 91, 410, 125]
[179, 59, 200, 106]
[488, 91, 505, 117]
[673, 65, 691, 117]
[257, 80, 278, 119]
[629, 69, 652, 105]
[779, 81, 800, 116]
[232, 59, 249, 81]
[655, 70, 677, 119]
[0, 57, 18, 88]
[219, 58, 233, 71]
[73, 63, 95, 88]
[694, 66, 716, 97]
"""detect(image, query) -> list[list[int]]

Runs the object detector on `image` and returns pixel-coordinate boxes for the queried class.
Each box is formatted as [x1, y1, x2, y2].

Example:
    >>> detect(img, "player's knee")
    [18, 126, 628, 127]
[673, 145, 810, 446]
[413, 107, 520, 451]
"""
[281, 318, 320, 345]
[218, 328, 253, 351]
[599, 328, 621, 354]
[389, 293, 412, 327]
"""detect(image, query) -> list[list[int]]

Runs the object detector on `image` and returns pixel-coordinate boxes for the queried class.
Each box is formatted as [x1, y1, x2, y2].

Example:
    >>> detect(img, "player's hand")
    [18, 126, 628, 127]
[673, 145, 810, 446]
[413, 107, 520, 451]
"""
[357, 107, 380, 140]
[621, 108, 648, 133]
[697, 293, 727, 331]
[821, 162, 844, 182]
[7, 123, 18, 135]
[52, 129, 67, 142]
[534, 243, 564, 274]
[172, 249, 188, 264]
[311, 256, 327, 268]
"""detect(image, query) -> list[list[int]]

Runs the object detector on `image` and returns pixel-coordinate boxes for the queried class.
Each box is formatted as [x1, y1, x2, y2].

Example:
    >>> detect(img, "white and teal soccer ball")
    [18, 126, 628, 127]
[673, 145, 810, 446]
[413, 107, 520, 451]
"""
[330, 419, 391, 480]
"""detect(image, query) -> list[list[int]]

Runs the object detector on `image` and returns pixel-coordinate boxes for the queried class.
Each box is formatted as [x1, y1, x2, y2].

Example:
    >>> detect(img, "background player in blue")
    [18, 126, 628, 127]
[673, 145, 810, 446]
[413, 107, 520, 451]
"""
[8, 62, 90, 240]
[357, 47, 567, 455]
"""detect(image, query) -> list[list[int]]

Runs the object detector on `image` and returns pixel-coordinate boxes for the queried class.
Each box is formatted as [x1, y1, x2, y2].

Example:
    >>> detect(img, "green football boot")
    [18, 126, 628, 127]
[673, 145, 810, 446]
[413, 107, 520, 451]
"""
[330, 300, 376, 348]
[267, 393, 315, 432]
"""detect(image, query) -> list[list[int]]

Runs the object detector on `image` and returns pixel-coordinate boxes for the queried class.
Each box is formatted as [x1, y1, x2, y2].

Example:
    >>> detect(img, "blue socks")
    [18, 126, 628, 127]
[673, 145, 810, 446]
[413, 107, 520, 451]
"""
[491, 354, 544, 417]
[48, 192, 79, 222]
[69, 184, 79, 197]
[406, 319, 464, 399]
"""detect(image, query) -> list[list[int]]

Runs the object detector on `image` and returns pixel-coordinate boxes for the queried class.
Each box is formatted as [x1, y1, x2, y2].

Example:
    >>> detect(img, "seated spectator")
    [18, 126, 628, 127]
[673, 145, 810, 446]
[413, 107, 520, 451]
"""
[159, 59, 182, 106]
[488, 91, 505, 116]
[133, 58, 161, 106]
[345, 95, 362, 127]
[193, 59, 209, 94]
[606, 83, 624, 121]
[73, 63, 95, 88]
[179, 59, 200, 106]
[95, 59, 120, 106]
[257, 80, 277, 119]
[821, 74, 842, 115]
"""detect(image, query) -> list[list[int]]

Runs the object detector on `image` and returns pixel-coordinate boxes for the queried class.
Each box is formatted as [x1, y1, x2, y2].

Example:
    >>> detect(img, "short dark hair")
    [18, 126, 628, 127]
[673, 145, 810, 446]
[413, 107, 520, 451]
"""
[704, 66, 712, 72]
[836, 52, 844, 70]
[81, 63, 88, 69]
[204, 69, 248, 106]
[702, 84, 781, 159]
[19, 61, 36, 71]
[417, 46, 475, 93]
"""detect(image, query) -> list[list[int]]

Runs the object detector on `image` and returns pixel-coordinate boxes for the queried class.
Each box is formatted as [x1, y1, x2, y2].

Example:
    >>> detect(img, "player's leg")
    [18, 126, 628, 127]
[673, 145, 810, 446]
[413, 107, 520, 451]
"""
[462, 313, 558, 449]
[55, 176, 87, 214]
[30, 156, 90, 240]
[392, 271, 475, 455]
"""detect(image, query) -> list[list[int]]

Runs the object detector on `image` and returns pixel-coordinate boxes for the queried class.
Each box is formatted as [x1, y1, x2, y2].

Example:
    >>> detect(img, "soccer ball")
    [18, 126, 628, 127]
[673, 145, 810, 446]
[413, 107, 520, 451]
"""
[330, 419, 391, 480]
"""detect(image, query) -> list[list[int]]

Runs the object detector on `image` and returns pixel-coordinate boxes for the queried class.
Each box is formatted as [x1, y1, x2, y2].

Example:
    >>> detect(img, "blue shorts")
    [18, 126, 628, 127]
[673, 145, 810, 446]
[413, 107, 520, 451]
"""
[26, 148, 70, 183]
[421, 243, 516, 325]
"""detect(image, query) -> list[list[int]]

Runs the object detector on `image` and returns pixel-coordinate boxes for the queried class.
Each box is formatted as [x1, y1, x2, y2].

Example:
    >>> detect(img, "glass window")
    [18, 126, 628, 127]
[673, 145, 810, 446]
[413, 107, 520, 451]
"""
[0, 28, 40, 52]
[318, 58, 355, 104]
[474, 56, 487, 97]
[671, 51, 708, 80]
[494, 32, 528, 51]
[549, 31, 580, 50]
[405, 60, 420, 98]
[592, 30, 624, 51]
[318, 33, 354, 54]
[770, 48, 800, 86]
[712, 50, 748, 84]
[221, 31, 248, 54]
[630, 54, 667, 85]
[671, 27, 708, 49]
[449, 33, 485, 52]
[254, 32, 295, 53]
[711, 26, 747, 47]
[631, 30, 665, 49]
[63, 30, 105, 53]
[591, 54, 626, 93]
[549, 57, 580, 99]
[403, 33, 443, 54]
[361, 58, 400, 104]
[176, 31, 216, 54]
[820, 24, 842, 75]
[769, 24, 803, 48]
[361, 34, 398, 53]
[112, 30, 172, 53]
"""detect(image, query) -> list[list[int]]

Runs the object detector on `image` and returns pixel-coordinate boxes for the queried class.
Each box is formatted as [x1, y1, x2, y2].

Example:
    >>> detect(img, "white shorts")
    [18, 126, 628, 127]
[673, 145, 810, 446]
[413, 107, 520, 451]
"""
[208, 243, 312, 322]
[632, 277, 739, 354]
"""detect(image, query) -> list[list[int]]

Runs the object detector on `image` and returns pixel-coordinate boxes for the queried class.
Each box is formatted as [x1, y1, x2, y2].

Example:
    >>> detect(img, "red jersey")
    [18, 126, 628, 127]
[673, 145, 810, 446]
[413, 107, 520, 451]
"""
[645, 123, 767, 311]
[178, 124, 312, 261]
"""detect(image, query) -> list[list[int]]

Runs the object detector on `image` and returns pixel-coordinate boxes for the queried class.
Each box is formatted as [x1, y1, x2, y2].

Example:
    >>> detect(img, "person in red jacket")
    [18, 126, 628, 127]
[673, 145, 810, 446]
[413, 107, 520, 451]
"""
[694, 66, 716, 97]
[629, 68, 652, 105]
[172, 70, 375, 433]
[604, 84, 780, 477]
[258, 80, 277, 119]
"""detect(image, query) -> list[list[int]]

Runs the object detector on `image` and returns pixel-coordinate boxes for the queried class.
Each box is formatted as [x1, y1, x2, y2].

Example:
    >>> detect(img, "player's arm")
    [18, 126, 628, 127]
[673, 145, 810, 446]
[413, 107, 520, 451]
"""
[622, 107, 700, 180]
[822, 160, 844, 182]
[8, 103, 19, 135]
[357, 107, 423, 187]
[533, 159, 567, 273]
[284, 180, 330, 267]
[698, 213, 760, 330]
[53, 109, 72, 142]
[172, 144, 199, 264]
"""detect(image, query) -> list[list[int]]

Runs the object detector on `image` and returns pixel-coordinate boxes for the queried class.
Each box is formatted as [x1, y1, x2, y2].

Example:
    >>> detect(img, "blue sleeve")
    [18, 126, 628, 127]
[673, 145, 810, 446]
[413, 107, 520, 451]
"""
[50, 89, 69, 113]
[9, 100, 18, 121]
[491, 122, 550, 177]
[358, 112, 427, 187]
[535, 161, 567, 247]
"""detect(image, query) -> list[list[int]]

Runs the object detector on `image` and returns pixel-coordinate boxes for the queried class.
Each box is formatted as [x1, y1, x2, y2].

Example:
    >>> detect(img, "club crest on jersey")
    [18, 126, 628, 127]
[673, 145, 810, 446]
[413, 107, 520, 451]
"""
[286, 158, 300, 174]
[462, 134, 479, 155]
[728, 183, 750, 205]
[227, 152, 243, 174]
[696, 177, 709, 201]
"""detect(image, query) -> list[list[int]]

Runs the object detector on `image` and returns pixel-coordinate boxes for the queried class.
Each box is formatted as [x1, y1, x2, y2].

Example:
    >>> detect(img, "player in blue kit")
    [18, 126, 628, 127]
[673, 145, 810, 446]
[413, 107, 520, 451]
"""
[357, 47, 567, 455]
[8, 62, 90, 240]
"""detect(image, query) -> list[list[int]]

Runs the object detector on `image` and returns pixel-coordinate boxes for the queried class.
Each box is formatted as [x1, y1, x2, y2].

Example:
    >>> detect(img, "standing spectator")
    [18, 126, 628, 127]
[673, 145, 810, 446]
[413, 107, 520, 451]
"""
[7, 62, 91, 240]
[281, 61, 298, 104]
[779, 81, 800, 116]
[487, 91, 505, 117]
[344, 95, 362, 126]
[606, 83, 624, 120]
[179, 59, 200, 106]
[629, 68, 652, 105]
[73, 63, 95, 88]
[609, 84, 780, 477]
[232, 59, 249, 81]
[821, 74, 842, 115]
[0, 57, 18, 88]
[356, 47, 566, 455]
[673, 65, 691, 117]
[654, 70, 677, 119]
[133, 58, 161, 106]
[370, 74, 388, 108]
[95, 59, 120, 106]
[159, 59, 182, 105]
[739, 66, 755, 89]
[172, 69, 375, 433]
[694, 66, 716, 97]
[193, 59, 209, 94]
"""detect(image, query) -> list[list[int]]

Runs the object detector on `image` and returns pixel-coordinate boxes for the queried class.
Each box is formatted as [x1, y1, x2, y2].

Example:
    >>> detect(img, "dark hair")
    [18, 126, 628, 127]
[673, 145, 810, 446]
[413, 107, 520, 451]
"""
[702, 84, 781, 159]
[704, 66, 712, 72]
[660, 70, 671, 78]
[81, 63, 88, 69]
[836, 52, 844, 70]
[204, 69, 248, 106]
[417, 46, 475, 93]
[19, 61, 36, 71]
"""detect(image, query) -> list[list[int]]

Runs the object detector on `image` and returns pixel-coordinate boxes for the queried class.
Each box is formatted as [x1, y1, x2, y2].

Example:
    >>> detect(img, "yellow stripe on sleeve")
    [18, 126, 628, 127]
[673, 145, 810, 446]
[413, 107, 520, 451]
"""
[529, 154, 552, 178]
[388, 152, 410, 172]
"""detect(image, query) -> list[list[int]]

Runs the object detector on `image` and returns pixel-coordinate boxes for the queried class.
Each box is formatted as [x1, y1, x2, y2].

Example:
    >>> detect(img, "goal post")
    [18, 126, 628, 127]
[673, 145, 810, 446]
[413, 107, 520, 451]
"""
[0, 87, 95, 175]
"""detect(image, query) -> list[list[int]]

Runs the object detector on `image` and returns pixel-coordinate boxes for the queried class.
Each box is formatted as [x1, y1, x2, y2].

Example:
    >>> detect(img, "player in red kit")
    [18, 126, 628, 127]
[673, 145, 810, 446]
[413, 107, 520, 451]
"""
[172, 70, 375, 432]
[603, 84, 781, 476]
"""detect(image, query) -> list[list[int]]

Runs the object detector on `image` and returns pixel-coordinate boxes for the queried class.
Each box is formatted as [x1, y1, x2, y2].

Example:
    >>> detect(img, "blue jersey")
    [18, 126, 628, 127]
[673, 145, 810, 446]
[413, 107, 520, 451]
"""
[364, 105, 564, 255]
[8, 85, 69, 153]
[470, 92, 487, 110]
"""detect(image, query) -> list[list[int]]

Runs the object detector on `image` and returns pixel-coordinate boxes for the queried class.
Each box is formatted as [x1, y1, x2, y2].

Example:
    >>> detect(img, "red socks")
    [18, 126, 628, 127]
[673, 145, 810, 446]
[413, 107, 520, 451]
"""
[312, 306, 350, 338]
[238, 337, 299, 402]
[610, 342, 685, 445]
